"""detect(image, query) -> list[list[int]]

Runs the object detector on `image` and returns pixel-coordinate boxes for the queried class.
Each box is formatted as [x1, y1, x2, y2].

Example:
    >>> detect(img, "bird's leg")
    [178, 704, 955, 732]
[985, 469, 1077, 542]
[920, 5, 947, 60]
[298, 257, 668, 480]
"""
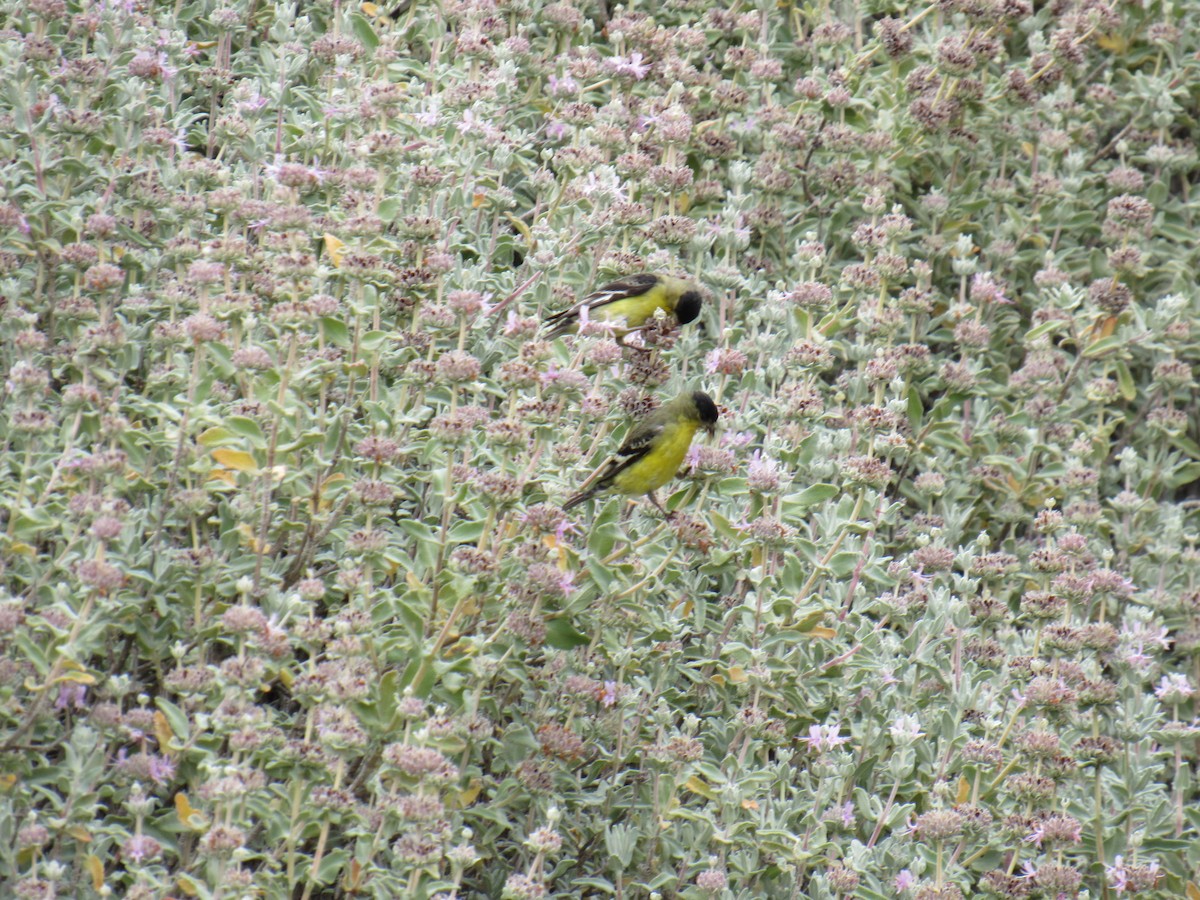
[617, 328, 654, 353]
[646, 491, 675, 520]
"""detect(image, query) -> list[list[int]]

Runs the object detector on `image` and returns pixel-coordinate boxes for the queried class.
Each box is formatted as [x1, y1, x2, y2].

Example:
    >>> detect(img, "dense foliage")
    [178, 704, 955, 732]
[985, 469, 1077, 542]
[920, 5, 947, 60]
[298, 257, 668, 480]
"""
[1, 0, 1198, 897]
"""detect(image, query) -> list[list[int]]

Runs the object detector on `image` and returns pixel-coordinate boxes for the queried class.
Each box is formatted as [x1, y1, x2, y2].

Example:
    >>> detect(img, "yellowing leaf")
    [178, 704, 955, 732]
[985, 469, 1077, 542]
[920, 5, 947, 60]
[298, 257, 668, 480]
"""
[472, 192, 487, 208]
[543, 532, 571, 568]
[207, 469, 237, 487]
[67, 825, 92, 843]
[684, 775, 718, 800]
[52, 669, 97, 686]
[504, 212, 535, 249]
[317, 473, 346, 511]
[278, 667, 294, 689]
[8, 542, 36, 556]
[324, 234, 346, 268]
[188, 40, 218, 50]
[197, 426, 237, 447]
[85, 854, 104, 891]
[361, 1, 380, 15]
[0, 773, 17, 791]
[806, 625, 838, 640]
[956, 776, 971, 805]
[343, 858, 364, 891]
[1096, 32, 1128, 53]
[177, 875, 201, 897]
[1185, 882, 1200, 900]
[1089, 314, 1119, 340]
[727, 666, 748, 684]
[741, 799, 759, 810]
[176, 793, 209, 831]
[446, 779, 483, 809]
[212, 448, 258, 473]
[671, 597, 694, 617]
[791, 609, 825, 631]
[52, 660, 97, 686]
[154, 711, 174, 753]
[235, 523, 271, 554]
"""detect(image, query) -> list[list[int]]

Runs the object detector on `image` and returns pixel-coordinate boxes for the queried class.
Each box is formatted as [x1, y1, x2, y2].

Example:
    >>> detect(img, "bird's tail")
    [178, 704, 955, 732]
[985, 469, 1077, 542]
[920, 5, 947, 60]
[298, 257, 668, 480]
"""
[542, 310, 575, 340]
[562, 489, 595, 512]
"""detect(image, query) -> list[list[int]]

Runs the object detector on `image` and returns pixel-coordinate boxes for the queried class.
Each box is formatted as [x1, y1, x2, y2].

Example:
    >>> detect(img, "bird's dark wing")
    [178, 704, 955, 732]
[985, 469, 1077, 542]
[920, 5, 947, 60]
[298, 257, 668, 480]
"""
[543, 274, 661, 337]
[575, 273, 660, 311]
[593, 412, 667, 489]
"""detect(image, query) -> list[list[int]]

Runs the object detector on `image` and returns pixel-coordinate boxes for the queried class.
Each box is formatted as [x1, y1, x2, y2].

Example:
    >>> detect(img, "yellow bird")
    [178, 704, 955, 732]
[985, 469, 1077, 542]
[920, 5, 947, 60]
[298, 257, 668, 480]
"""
[544, 273, 703, 339]
[563, 391, 719, 516]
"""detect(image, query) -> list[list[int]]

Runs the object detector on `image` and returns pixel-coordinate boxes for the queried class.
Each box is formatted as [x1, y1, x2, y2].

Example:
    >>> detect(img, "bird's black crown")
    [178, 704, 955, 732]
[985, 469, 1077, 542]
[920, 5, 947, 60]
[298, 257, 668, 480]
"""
[692, 391, 719, 425]
[675, 290, 703, 325]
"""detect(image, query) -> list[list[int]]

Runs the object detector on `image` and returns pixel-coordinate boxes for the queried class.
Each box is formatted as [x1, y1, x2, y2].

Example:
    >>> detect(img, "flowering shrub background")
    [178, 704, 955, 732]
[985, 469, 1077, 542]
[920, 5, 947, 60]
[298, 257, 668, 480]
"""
[1, 0, 1199, 897]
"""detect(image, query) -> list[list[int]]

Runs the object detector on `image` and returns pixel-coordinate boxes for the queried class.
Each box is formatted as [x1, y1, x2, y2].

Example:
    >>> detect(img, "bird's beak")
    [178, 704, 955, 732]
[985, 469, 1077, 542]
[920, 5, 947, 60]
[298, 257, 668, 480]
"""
[704, 423, 717, 439]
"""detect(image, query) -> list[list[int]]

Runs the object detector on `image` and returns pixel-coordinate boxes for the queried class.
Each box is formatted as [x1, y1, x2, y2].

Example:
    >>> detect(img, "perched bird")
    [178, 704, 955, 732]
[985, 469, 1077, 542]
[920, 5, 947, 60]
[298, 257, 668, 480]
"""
[563, 390, 719, 516]
[544, 273, 703, 339]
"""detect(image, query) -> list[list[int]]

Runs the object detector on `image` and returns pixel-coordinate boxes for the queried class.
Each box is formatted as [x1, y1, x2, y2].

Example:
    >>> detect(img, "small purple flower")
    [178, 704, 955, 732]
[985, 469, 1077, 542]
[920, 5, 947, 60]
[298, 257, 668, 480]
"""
[1121, 620, 1170, 672]
[1105, 856, 1128, 891]
[124, 834, 163, 863]
[55, 684, 89, 711]
[600, 681, 618, 707]
[414, 101, 441, 127]
[893, 869, 916, 892]
[607, 51, 651, 80]
[800, 724, 848, 752]
[634, 113, 658, 132]
[554, 518, 577, 544]
[547, 74, 579, 96]
[970, 272, 1011, 305]
[1154, 673, 1194, 703]
[556, 569, 575, 595]
[728, 116, 759, 137]
[237, 93, 269, 114]
[148, 754, 177, 785]
[746, 450, 780, 492]
[457, 108, 482, 135]
[889, 714, 923, 744]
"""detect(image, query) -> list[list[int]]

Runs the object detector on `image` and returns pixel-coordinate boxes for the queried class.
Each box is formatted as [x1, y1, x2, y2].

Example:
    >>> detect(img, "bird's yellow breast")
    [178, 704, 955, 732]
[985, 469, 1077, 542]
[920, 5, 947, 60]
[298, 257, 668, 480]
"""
[612, 419, 698, 496]
[593, 287, 668, 328]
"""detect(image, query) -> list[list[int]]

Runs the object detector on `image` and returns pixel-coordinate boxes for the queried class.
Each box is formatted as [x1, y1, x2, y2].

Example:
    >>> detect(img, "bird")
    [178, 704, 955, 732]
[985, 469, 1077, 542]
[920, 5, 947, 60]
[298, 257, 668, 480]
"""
[543, 273, 703, 339]
[563, 390, 719, 516]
